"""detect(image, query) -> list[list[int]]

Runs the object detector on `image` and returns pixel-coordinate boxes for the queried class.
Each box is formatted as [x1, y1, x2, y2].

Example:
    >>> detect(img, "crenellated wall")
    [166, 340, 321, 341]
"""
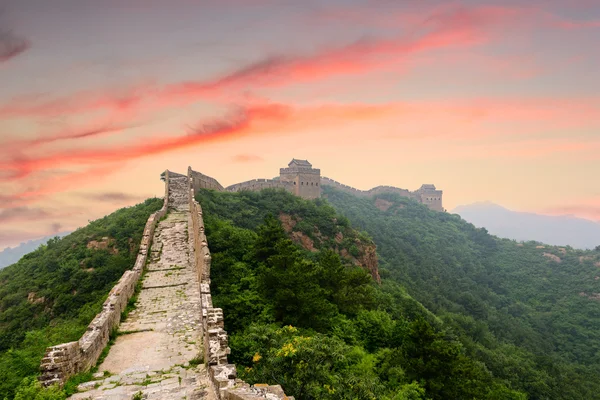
[188, 163, 443, 212]
[320, 176, 444, 210]
[225, 178, 295, 194]
[187, 169, 293, 400]
[39, 171, 171, 387]
[189, 167, 225, 192]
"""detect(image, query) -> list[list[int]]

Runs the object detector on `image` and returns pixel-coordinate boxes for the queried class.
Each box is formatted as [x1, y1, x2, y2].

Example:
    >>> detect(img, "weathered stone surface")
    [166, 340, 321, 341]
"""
[42, 169, 292, 400]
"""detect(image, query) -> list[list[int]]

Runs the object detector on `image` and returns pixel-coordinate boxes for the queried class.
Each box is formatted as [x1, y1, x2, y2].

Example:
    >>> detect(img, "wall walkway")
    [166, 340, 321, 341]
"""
[40, 170, 292, 399]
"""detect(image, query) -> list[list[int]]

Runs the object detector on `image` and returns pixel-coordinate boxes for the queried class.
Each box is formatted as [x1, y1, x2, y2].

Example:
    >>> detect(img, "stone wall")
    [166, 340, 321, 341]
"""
[189, 167, 224, 192]
[187, 169, 293, 400]
[225, 178, 294, 194]
[39, 171, 171, 387]
[321, 177, 443, 211]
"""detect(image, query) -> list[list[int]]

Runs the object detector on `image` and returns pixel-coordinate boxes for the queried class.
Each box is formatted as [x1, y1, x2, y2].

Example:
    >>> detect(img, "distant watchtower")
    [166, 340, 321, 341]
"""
[415, 184, 443, 211]
[279, 159, 321, 199]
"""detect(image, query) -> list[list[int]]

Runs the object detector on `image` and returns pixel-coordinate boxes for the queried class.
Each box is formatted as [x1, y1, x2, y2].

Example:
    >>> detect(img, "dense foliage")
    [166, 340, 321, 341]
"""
[0, 198, 163, 399]
[197, 189, 528, 399]
[323, 187, 600, 399]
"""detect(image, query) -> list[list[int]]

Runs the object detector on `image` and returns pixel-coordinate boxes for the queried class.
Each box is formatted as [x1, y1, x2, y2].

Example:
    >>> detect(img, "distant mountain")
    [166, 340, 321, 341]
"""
[0, 232, 71, 269]
[452, 201, 600, 249]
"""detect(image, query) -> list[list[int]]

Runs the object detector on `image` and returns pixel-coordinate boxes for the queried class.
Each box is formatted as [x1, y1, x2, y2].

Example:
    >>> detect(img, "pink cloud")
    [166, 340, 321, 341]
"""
[232, 154, 264, 163]
[0, 4, 513, 122]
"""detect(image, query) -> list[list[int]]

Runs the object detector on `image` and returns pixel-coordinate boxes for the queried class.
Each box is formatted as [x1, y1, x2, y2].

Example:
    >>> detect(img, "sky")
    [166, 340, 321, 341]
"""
[0, 0, 599, 250]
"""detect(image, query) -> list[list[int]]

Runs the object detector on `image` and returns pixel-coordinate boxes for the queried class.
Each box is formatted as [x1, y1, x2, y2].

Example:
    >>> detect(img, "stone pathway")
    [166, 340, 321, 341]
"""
[71, 177, 217, 400]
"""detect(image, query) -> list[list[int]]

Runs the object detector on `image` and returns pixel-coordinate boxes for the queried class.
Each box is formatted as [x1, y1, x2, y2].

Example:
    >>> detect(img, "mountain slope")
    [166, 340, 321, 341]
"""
[323, 187, 600, 400]
[0, 198, 163, 400]
[453, 202, 600, 249]
[0, 232, 71, 270]
[196, 188, 528, 400]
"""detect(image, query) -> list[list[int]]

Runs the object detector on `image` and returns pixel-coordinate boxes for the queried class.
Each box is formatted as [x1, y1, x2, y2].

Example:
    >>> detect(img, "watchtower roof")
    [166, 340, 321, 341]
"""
[288, 159, 312, 168]
[420, 184, 436, 190]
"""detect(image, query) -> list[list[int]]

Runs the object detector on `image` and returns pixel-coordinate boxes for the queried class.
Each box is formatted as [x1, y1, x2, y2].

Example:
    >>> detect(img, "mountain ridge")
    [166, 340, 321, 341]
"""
[452, 201, 600, 249]
[0, 232, 71, 269]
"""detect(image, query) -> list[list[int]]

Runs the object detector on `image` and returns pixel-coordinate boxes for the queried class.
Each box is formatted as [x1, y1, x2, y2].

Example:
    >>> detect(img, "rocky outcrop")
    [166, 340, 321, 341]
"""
[543, 253, 562, 263]
[86, 237, 118, 254]
[356, 242, 381, 283]
[375, 198, 393, 212]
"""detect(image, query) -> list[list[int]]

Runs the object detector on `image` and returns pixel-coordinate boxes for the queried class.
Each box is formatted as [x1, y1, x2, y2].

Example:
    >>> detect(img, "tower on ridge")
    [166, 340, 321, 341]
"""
[279, 159, 321, 199]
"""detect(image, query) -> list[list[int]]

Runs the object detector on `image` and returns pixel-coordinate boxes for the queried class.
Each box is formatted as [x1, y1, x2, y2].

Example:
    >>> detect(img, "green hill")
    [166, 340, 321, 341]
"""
[0, 198, 163, 399]
[196, 188, 530, 399]
[2, 186, 598, 399]
[322, 186, 600, 399]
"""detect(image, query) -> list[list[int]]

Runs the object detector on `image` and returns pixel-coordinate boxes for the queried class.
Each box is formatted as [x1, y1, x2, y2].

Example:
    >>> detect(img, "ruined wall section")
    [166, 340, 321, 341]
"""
[39, 171, 171, 387]
[225, 178, 295, 194]
[187, 169, 293, 400]
[415, 185, 444, 212]
[321, 177, 443, 211]
[189, 167, 224, 192]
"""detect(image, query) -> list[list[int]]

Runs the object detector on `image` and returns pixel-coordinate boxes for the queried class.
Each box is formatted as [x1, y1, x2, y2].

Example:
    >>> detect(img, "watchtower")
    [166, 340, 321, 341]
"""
[415, 184, 443, 211]
[279, 159, 321, 199]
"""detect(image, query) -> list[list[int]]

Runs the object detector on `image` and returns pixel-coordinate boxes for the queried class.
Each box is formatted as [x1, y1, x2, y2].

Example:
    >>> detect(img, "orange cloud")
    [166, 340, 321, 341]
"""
[545, 201, 600, 222]
[3, 96, 598, 182]
[232, 154, 264, 163]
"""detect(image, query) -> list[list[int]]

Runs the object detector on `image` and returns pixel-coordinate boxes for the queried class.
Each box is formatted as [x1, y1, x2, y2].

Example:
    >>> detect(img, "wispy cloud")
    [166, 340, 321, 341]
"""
[0, 206, 50, 223]
[76, 192, 148, 203]
[232, 154, 264, 163]
[0, 29, 29, 63]
[2, 96, 599, 183]
[0, 4, 516, 121]
[545, 204, 600, 221]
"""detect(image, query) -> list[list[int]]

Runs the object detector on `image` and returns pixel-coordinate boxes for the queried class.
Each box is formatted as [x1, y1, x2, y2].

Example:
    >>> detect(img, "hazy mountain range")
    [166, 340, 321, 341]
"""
[0, 232, 71, 269]
[453, 202, 600, 249]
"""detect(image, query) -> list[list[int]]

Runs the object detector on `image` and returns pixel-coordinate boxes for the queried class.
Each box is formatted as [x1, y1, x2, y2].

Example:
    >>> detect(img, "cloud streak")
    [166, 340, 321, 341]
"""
[0, 29, 29, 63]
[0, 206, 50, 223]
[0, 4, 514, 121]
[2, 96, 598, 185]
[77, 192, 148, 203]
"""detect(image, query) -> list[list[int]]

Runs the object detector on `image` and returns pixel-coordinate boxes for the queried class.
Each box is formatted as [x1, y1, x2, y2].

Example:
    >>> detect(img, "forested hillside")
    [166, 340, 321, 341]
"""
[197, 189, 529, 399]
[0, 198, 163, 399]
[323, 186, 600, 399]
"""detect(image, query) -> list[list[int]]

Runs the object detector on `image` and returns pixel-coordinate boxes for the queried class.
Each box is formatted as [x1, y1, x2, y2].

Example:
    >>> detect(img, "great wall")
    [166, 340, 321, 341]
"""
[38, 159, 442, 399]
[198, 159, 444, 211]
[40, 170, 292, 399]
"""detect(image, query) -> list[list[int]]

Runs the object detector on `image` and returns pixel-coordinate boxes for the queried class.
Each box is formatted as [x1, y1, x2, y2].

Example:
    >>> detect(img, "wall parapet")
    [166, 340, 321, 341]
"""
[187, 168, 293, 400]
[320, 176, 444, 210]
[189, 167, 224, 192]
[225, 178, 294, 194]
[39, 171, 171, 387]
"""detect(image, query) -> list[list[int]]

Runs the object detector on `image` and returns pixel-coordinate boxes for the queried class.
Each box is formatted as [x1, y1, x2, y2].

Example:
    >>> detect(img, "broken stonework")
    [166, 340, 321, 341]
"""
[40, 168, 292, 399]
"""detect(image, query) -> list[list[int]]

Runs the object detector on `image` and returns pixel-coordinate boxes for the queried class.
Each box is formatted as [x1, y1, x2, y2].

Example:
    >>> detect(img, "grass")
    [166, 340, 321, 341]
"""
[62, 328, 118, 396]
[188, 355, 203, 367]
[63, 372, 95, 397]
[121, 275, 144, 321]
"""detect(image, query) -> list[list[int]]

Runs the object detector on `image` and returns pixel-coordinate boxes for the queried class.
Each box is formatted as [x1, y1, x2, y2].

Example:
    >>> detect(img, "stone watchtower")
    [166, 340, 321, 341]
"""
[279, 159, 321, 199]
[415, 184, 443, 211]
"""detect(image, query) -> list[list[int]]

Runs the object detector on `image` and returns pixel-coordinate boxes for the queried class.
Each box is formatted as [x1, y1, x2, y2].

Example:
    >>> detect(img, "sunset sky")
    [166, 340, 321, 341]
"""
[1, 0, 599, 250]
